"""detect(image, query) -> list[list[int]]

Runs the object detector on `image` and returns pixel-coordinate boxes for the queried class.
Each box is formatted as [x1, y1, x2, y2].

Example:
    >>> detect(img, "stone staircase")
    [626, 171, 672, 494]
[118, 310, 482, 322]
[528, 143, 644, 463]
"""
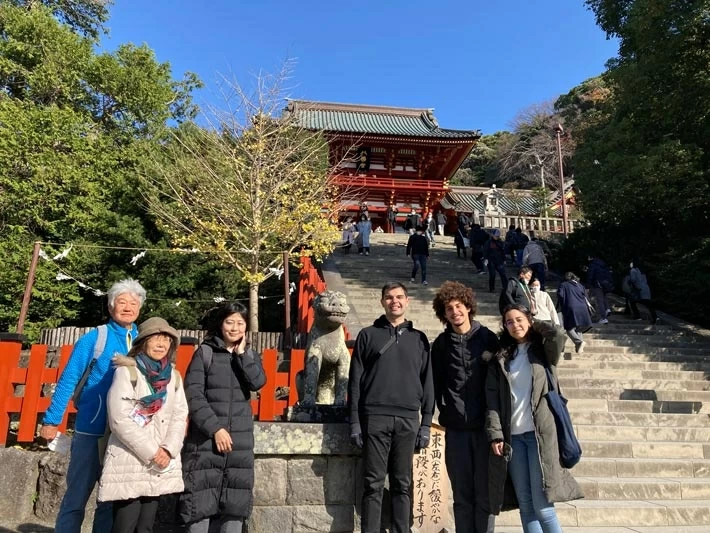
[322, 232, 710, 533]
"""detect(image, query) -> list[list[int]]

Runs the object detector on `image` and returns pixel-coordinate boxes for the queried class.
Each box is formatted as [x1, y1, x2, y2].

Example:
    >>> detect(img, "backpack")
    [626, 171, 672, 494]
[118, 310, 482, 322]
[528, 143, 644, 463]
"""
[72, 325, 109, 406]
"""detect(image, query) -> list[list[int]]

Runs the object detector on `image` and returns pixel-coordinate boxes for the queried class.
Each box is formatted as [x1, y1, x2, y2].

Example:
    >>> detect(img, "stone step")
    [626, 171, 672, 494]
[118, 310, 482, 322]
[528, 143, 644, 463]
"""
[576, 476, 710, 500]
[496, 527, 710, 533]
[566, 387, 710, 403]
[562, 352, 710, 364]
[558, 368, 709, 381]
[569, 398, 709, 414]
[561, 360, 710, 372]
[579, 440, 709, 459]
[571, 411, 710, 428]
[496, 499, 710, 527]
[560, 378, 710, 391]
[575, 425, 710, 443]
[573, 457, 710, 478]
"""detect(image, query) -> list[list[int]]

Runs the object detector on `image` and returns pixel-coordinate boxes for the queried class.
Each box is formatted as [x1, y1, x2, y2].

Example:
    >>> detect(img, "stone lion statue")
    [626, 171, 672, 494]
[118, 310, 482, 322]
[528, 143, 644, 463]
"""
[296, 290, 351, 406]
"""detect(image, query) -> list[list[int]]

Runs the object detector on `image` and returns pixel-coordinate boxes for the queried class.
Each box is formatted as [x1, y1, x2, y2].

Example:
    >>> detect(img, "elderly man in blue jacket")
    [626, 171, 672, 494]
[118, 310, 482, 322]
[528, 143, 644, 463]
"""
[39, 279, 146, 533]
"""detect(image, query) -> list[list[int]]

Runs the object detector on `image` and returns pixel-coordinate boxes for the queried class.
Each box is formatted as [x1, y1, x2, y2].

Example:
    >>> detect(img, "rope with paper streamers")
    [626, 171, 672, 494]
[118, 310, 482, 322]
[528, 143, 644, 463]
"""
[37, 243, 296, 307]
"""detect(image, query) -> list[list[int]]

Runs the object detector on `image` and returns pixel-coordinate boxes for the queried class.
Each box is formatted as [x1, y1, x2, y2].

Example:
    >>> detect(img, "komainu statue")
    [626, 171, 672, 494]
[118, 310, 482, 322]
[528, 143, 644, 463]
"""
[296, 290, 351, 406]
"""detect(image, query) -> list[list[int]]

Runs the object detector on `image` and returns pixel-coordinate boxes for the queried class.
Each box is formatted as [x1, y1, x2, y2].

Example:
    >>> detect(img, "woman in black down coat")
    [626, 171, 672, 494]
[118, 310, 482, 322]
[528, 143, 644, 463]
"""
[179, 302, 266, 533]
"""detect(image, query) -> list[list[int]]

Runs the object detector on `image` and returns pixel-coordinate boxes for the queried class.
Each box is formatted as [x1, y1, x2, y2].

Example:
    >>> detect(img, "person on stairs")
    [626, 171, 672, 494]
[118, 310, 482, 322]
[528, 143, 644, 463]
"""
[356, 214, 372, 255]
[431, 281, 500, 533]
[348, 282, 434, 533]
[627, 259, 657, 324]
[499, 267, 535, 316]
[484, 229, 508, 293]
[469, 224, 490, 275]
[406, 225, 430, 285]
[586, 254, 614, 324]
[556, 272, 593, 354]
[529, 279, 560, 328]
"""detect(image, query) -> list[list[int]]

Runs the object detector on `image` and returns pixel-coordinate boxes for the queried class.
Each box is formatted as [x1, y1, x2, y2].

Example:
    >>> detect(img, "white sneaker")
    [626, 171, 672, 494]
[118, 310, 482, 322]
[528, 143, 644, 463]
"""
[575, 341, 586, 354]
[411, 277, 416, 282]
[423, 281, 428, 285]
[597, 318, 609, 325]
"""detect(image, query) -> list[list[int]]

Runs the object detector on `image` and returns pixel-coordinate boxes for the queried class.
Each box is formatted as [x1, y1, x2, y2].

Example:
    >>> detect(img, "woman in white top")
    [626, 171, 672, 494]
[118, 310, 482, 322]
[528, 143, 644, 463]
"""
[485, 304, 582, 532]
[530, 279, 559, 327]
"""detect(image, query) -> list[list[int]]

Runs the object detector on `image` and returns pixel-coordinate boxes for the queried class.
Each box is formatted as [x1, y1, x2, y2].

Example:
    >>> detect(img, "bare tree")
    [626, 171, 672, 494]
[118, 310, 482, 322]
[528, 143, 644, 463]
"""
[141, 65, 352, 330]
[496, 101, 572, 190]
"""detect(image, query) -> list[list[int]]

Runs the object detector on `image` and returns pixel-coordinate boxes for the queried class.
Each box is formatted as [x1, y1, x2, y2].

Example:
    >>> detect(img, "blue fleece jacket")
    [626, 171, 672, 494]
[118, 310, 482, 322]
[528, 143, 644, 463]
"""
[43, 319, 137, 435]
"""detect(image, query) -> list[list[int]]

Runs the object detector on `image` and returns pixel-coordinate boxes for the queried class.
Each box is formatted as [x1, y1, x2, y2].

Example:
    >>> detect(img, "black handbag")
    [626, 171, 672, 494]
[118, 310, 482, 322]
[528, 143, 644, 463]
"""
[544, 366, 582, 468]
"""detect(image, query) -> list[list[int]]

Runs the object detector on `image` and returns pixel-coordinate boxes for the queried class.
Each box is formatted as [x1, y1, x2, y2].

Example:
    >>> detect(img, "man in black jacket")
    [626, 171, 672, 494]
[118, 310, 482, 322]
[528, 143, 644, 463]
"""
[406, 225, 430, 285]
[431, 281, 499, 532]
[499, 266, 535, 315]
[348, 282, 434, 533]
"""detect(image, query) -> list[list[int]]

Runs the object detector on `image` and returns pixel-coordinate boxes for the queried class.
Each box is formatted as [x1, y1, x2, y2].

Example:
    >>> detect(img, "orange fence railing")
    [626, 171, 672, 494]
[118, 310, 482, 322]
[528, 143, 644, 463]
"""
[0, 339, 317, 446]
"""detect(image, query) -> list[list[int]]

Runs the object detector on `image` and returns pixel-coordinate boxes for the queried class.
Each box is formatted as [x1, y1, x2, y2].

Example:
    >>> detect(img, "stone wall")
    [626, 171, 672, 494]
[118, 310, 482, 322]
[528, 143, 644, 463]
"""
[0, 423, 453, 533]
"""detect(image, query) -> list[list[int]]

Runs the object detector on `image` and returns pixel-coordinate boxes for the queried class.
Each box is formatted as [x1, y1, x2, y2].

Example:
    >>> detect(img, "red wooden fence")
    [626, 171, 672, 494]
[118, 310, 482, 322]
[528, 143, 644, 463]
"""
[297, 256, 327, 333]
[0, 339, 311, 446]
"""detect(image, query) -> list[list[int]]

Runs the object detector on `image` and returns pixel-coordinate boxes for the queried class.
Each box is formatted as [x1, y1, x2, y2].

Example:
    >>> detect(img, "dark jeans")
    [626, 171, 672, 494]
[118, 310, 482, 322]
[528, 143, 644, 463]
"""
[457, 245, 467, 258]
[630, 298, 657, 324]
[361, 414, 418, 533]
[529, 262, 546, 290]
[488, 262, 507, 292]
[472, 251, 485, 272]
[411, 254, 427, 282]
[55, 433, 113, 533]
[112, 496, 159, 533]
[590, 286, 609, 318]
[445, 429, 495, 533]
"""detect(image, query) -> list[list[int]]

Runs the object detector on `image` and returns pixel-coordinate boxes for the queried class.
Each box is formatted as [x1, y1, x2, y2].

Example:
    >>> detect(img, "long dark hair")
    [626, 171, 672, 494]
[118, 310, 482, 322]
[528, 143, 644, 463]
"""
[201, 302, 249, 338]
[497, 304, 543, 360]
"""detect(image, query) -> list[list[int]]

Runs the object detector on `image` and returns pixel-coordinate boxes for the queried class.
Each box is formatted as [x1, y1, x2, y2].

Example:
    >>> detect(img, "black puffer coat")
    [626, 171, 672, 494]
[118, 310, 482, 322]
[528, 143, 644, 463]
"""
[179, 336, 266, 524]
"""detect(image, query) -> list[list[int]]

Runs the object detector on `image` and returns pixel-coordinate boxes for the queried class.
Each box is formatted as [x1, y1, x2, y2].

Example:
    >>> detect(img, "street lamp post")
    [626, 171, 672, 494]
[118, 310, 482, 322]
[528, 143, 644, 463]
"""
[554, 123, 569, 236]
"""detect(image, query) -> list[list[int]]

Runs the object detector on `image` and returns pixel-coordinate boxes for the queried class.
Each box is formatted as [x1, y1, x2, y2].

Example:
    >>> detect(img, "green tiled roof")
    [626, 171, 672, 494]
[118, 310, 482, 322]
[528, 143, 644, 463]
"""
[285, 100, 480, 139]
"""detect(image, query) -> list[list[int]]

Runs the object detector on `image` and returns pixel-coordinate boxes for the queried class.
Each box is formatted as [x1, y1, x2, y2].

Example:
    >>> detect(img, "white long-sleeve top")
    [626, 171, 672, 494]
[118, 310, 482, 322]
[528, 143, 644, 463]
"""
[509, 343, 536, 435]
[532, 290, 560, 326]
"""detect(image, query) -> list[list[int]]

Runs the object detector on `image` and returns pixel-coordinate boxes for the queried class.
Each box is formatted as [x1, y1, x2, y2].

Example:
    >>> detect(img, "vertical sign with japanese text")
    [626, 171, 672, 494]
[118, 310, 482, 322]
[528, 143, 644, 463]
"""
[412, 424, 452, 532]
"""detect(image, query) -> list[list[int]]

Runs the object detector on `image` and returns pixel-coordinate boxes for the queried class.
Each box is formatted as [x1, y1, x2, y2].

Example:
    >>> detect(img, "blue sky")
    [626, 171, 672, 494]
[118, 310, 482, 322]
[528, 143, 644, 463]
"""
[103, 1, 618, 134]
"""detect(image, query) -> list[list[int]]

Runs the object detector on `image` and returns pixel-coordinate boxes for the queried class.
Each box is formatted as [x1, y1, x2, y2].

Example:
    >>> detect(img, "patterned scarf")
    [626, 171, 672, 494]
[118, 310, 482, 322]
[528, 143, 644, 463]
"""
[134, 353, 173, 417]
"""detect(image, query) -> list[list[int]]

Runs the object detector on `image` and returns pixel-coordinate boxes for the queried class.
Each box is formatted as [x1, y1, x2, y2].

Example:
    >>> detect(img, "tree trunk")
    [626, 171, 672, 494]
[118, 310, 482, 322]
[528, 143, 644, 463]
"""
[249, 282, 259, 332]
[540, 167, 546, 189]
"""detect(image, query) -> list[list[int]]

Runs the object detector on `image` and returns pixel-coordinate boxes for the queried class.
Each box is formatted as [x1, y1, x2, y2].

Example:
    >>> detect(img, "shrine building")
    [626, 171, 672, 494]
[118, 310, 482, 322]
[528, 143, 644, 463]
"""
[285, 100, 480, 231]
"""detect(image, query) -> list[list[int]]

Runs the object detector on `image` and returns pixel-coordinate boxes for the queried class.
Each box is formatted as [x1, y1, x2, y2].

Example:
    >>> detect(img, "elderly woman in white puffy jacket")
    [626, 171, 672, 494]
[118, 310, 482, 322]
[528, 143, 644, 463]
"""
[98, 317, 189, 533]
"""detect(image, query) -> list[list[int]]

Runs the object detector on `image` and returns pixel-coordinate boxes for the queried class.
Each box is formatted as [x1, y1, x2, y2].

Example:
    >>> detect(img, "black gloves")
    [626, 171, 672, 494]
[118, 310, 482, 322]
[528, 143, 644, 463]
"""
[350, 423, 363, 449]
[415, 425, 430, 452]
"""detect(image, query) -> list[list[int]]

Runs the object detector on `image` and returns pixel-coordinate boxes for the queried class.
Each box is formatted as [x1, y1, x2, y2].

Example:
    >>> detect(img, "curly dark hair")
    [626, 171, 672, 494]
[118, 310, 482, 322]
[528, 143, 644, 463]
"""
[432, 281, 477, 325]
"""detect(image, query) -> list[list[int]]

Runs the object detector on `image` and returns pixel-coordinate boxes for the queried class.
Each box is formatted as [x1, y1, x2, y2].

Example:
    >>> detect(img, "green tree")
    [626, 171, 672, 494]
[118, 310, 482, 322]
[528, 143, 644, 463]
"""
[0, 4, 208, 338]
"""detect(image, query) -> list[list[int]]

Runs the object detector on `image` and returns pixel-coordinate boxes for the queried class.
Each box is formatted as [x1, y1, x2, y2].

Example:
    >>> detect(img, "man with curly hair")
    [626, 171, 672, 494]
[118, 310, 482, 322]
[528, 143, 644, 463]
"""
[431, 281, 500, 533]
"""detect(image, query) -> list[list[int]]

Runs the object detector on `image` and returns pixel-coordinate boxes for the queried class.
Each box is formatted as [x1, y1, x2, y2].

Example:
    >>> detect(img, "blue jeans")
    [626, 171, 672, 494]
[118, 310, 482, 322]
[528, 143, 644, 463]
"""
[411, 254, 427, 282]
[55, 433, 113, 533]
[509, 432, 562, 533]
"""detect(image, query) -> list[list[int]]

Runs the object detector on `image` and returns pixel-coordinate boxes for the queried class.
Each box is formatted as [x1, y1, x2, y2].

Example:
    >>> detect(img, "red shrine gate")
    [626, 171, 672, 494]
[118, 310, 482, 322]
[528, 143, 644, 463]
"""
[285, 100, 480, 231]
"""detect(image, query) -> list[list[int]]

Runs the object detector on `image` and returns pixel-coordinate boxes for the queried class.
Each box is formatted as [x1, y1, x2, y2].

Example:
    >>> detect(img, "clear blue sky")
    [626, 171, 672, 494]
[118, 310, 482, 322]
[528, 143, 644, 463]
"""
[103, 0, 618, 134]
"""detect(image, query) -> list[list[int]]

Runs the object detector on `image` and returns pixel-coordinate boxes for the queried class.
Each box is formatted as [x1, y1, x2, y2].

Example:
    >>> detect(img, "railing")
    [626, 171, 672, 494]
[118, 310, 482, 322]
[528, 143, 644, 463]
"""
[0, 339, 323, 446]
[479, 214, 584, 234]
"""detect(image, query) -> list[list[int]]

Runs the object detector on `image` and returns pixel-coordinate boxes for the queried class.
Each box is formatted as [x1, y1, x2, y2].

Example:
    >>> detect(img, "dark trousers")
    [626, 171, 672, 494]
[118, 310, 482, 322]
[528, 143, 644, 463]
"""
[361, 414, 418, 533]
[488, 262, 507, 292]
[445, 429, 495, 533]
[528, 262, 546, 290]
[111, 496, 160, 533]
[630, 298, 657, 324]
[472, 251, 485, 272]
[411, 254, 427, 282]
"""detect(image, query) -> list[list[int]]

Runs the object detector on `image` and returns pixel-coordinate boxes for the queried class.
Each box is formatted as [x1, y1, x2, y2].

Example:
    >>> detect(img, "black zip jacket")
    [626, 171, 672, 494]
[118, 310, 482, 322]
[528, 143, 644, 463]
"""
[348, 316, 434, 427]
[431, 321, 499, 430]
[406, 233, 429, 256]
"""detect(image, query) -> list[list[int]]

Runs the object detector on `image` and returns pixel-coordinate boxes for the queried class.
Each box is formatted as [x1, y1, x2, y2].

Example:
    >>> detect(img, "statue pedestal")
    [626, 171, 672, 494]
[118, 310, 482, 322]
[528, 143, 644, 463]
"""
[286, 404, 349, 423]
